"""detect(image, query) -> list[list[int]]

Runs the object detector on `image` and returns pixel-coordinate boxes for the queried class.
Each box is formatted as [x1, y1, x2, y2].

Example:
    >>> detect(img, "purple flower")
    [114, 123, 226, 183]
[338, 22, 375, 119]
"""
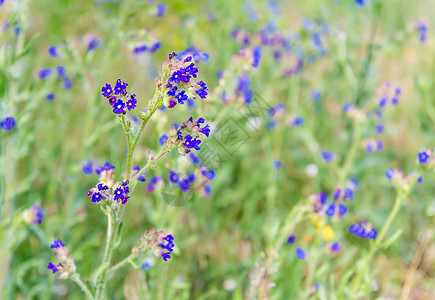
[150, 41, 161, 53]
[1, 117, 16, 131]
[46, 93, 55, 101]
[47, 262, 59, 274]
[338, 204, 347, 217]
[418, 150, 430, 164]
[184, 134, 202, 150]
[354, 0, 366, 6]
[50, 239, 64, 249]
[156, 3, 167, 17]
[161, 252, 171, 261]
[325, 203, 336, 217]
[189, 152, 200, 164]
[56, 65, 66, 77]
[138, 172, 147, 182]
[199, 124, 210, 137]
[126, 94, 137, 111]
[92, 192, 103, 203]
[113, 187, 124, 200]
[330, 242, 342, 252]
[320, 151, 334, 163]
[272, 160, 282, 169]
[169, 170, 179, 184]
[87, 38, 100, 51]
[38, 68, 52, 80]
[114, 79, 128, 95]
[101, 84, 113, 98]
[295, 247, 306, 259]
[112, 100, 125, 114]
[82, 160, 93, 174]
[311, 89, 321, 101]
[63, 77, 72, 89]
[159, 134, 169, 146]
[252, 46, 262, 68]
[48, 46, 58, 58]
[178, 178, 190, 192]
[287, 234, 295, 244]
[385, 168, 395, 179]
[133, 44, 148, 54]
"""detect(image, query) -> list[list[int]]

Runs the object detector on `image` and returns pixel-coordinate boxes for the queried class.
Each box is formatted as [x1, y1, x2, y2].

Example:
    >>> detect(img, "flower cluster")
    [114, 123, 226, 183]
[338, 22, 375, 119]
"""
[47, 239, 76, 279]
[385, 168, 422, 190]
[168, 165, 215, 196]
[362, 138, 384, 153]
[161, 117, 211, 155]
[101, 79, 138, 114]
[22, 204, 44, 225]
[132, 228, 175, 262]
[267, 103, 304, 130]
[375, 82, 401, 108]
[132, 41, 161, 55]
[177, 46, 210, 63]
[157, 53, 208, 109]
[349, 221, 377, 240]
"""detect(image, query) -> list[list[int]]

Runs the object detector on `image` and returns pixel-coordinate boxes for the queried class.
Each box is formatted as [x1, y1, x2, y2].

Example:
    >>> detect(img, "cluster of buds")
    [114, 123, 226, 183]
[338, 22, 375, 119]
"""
[162, 117, 210, 155]
[47, 239, 76, 279]
[86, 161, 132, 209]
[385, 168, 422, 192]
[349, 221, 377, 240]
[132, 228, 175, 262]
[22, 204, 44, 225]
[156, 52, 208, 109]
[101, 79, 138, 114]
[362, 138, 384, 153]
[375, 81, 401, 108]
[267, 103, 304, 129]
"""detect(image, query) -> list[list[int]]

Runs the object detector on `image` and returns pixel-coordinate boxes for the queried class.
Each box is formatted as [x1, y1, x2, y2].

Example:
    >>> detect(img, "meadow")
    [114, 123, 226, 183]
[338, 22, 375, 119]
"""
[1, 0, 435, 299]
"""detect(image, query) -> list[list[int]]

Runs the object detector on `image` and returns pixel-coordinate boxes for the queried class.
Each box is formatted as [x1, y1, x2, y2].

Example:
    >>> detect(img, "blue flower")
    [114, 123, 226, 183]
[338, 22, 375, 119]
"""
[63, 77, 72, 89]
[287, 234, 295, 244]
[199, 124, 210, 137]
[87, 38, 100, 51]
[418, 150, 430, 164]
[48, 46, 58, 58]
[169, 170, 179, 184]
[159, 134, 169, 146]
[156, 3, 167, 17]
[50, 239, 64, 249]
[1, 117, 16, 131]
[133, 44, 147, 54]
[82, 160, 93, 174]
[113, 188, 124, 200]
[176, 91, 188, 104]
[101, 83, 113, 98]
[138, 173, 147, 182]
[113, 100, 125, 114]
[325, 203, 336, 217]
[47, 262, 59, 274]
[57, 65, 66, 77]
[252, 46, 262, 68]
[272, 160, 282, 169]
[330, 242, 342, 252]
[92, 192, 103, 203]
[184, 134, 202, 150]
[178, 178, 190, 192]
[46, 93, 55, 101]
[320, 151, 334, 163]
[114, 79, 128, 95]
[354, 0, 366, 6]
[38, 68, 52, 80]
[150, 41, 161, 53]
[141, 262, 151, 270]
[311, 89, 321, 101]
[295, 247, 306, 259]
[385, 168, 395, 179]
[126, 94, 137, 111]
[189, 152, 200, 164]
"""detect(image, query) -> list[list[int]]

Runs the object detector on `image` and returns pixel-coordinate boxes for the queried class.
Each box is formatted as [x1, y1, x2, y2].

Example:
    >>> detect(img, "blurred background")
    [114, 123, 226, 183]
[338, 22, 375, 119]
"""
[1, 0, 435, 299]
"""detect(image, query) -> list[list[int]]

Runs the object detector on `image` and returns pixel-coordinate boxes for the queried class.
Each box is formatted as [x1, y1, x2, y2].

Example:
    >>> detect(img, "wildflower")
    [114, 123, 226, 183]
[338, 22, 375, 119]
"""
[47, 240, 76, 279]
[150, 41, 161, 53]
[141, 261, 151, 270]
[126, 94, 137, 111]
[1, 117, 16, 131]
[101, 83, 113, 98]
[156, 3, 167, 17]
[385, 168, 395, 179]
[113, 187, 124, 200]
[114, 79, 128, 95]
[23, 204, 44, 225]
[252, 46, 261, 68]
[159, 134, 169, 146]
[113, 100, 125, 114]
[92, 192, 103, 203]
[418, 150, 431, 164]
[46, 93, 55, 101]
[87, 37, 100, 51]
[272, 160, 282, 169]
[80, 160, 92, 175]
[189, 152, 200, 164]
[56, 65, 66, 77]
[311, 89, 321, 101]
[169, 170, 179, 184]
[325, 203, 336, 217]
[349, 221, 377, 239]
[133, 44, 147, 54]
[320, 151, 335, 163]
[286, 234, 295, 244]
[38, 68, 52, 80]
[63, 77, 72, 89]
[295, 247, 306, 259]
[338, 203, 347, 217]
[48, 46, 58, 57]
[417, 22, 428, 43]
[354, 0, 366, 6]
[330, 242, 342, 252]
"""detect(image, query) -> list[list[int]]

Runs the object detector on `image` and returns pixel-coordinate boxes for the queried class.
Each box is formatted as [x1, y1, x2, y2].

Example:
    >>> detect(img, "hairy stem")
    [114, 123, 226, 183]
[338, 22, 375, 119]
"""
[72, 274, 94, 300]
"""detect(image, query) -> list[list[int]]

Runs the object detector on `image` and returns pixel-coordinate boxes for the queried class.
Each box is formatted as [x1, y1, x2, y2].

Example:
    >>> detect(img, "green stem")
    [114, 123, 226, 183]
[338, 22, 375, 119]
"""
[72, 274, 94, 300]
[338, 123, 362, 186]
[107, 254, 134, 277]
